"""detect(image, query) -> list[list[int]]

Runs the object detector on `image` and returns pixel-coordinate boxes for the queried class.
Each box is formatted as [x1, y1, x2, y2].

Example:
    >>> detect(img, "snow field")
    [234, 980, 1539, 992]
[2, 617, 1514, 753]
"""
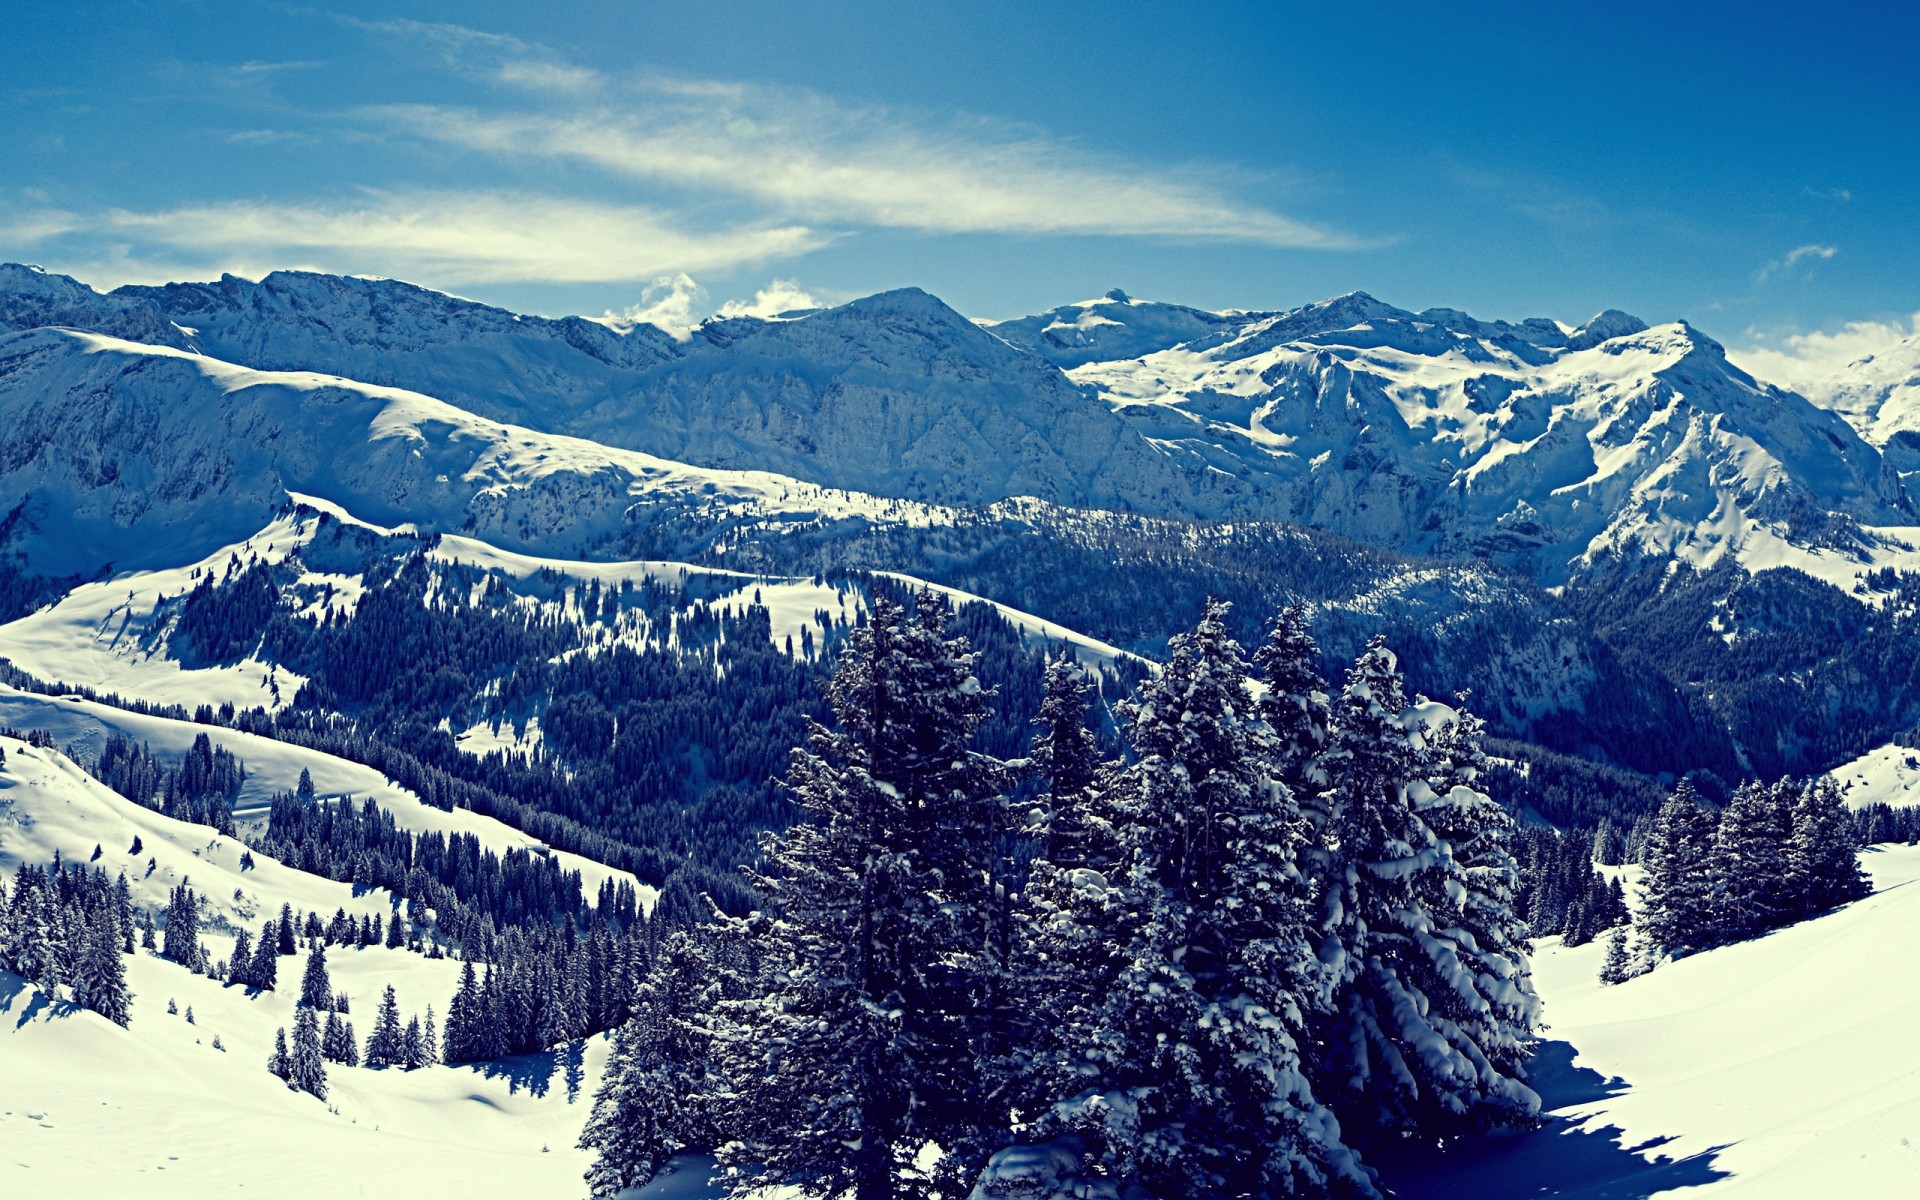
[1388, 842, 1920, 1198]
[0, 735, 614, 1198]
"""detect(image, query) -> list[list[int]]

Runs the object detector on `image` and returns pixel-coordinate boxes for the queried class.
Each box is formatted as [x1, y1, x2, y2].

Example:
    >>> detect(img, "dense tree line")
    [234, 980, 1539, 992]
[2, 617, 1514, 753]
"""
[1621, 777, 1870, 976]
[89, 730, 245, 836]
[580, 594, 1541, 1199]
[0, 857, 135, 1026]
[1513, 826, 1630, 946]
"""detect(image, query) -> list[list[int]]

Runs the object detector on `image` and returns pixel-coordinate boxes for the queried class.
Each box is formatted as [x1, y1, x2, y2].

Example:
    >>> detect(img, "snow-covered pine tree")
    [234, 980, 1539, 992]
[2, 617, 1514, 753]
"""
[298, 943, 331, 1009]
[289, 1006, 327, 1100]
[368, 984, 403, 1067]
[162, 885, 203, 971]
[1637, 783, 1717, 960]
[1314, 637, 1539, 1142]
[442, 960, 483, 1063]
[1028, 648, 1105, 867]
[1009, 600, 1367, 1200]
[268, 1027, 291, 1080]
[227, 928, 253, 988]
[1597, 926, 1633, 985]
[1414, 703, 1541, 1114]
[580, 928, 728, 1196]
[72, 907, 133, 1026]
[1787, 778, 1872, 917]
[402, 1016, 426, 1069]
[713, 591, 1005, 1200]
[276, 903, 297, 956]
[1708, 781, 1794, 943]
[249, 922, 279, 991]
[1252, 600, 1333, 808]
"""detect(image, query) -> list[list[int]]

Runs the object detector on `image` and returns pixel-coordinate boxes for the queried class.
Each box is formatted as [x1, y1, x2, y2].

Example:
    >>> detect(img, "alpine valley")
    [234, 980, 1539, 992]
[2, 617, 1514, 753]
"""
[5, 262, 1920, 1200]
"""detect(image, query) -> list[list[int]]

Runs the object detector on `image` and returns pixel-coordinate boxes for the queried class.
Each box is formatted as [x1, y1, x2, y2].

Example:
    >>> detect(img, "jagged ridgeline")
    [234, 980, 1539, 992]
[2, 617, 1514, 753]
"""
[107, 512, 1134, 925]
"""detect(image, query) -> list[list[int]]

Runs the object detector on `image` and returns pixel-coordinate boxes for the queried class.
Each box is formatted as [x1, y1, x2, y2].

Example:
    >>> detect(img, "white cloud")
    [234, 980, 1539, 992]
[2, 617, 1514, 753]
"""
[3, 192, 830, 287]
[369, 94, 1358, 248]
[718, 279, 821, 319]
[1731, 312, 1920, 390]
[603, 274, 706, 337]
[1755, 242, 1838, 284]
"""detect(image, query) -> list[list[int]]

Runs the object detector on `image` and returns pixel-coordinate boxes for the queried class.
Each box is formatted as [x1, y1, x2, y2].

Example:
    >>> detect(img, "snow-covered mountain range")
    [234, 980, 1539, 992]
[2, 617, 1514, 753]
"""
[4, 263, 1914, 593]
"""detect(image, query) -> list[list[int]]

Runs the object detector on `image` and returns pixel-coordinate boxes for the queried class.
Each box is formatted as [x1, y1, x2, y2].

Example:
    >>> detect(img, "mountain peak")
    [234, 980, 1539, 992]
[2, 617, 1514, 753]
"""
[1568, 308, 1650, 351]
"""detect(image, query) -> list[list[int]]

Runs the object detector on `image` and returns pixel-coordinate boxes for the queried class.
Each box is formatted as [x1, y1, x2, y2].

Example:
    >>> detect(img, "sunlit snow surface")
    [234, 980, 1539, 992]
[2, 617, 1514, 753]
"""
[1378, 843, 1920, 1198]
[0, 735, 614, 1198]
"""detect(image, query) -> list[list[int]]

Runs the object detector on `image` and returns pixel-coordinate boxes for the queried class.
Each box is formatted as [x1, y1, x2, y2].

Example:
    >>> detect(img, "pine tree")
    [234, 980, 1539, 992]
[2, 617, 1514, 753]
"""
[277, 903, 297, 956]
[299, 943, 331, 1009]
[368, 983, 404, 1067]
[713, 592, 1006, 1200]
[289, 1007, 328, 1100]
[443, 960, 483, 1064]
[1008, 601, 1369, 1199]
[422, 1004, 439, 1067]
[1708, 781, 1793, 943]
[227, 928, 253, 988]
[162, 885, 203, 971]
[1638, 784, 1717, 960]
[1252, 600, 1333, 806]
[1598, 926, 1633, 985]
[249, 923, 279, 991]
[268, 1027, 291, 1080]
[1314, 638, 1539, 1141]
[402, 1016, 426, 1069]
[1787, 778, 1872, 916]
[386, 911, 405, 950]
[72, 909, 133, 1026]
[1028, 649, 1105, 864]
[581, 929, 729, 1197]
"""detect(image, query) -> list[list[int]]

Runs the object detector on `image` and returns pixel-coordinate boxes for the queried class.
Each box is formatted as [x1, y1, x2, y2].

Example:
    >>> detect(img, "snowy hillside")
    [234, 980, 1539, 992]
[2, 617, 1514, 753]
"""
[1065, 292, 1913, 584]
[0, 326, 921, 578]
[5, 264, 1914, 591]
[1383, 842, 1920, 1198]
[0, 734, 616, 1198]
[1795, 331, 1920, 487]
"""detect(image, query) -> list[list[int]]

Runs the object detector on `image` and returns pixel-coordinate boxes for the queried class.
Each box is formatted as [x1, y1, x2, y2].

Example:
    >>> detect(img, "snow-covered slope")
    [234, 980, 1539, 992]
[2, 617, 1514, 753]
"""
[1068, 292, 1913, 584]
[4, 264, 1912, 591]
[1384, 843, 1920, 1198]
[0, 327, 918, 578]
[1795, 332, 1920, 486]
[0, 735, 613, 1199]
[982, 288, 1258, 368]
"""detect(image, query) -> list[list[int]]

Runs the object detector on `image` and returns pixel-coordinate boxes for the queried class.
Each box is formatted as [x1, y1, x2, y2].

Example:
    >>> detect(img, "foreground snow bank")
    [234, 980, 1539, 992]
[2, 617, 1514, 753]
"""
[1380, 842, 1920, 1198]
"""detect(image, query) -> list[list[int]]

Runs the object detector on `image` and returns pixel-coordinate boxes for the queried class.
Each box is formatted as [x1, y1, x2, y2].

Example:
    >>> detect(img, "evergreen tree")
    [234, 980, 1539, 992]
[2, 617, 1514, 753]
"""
[402, 1016, 427, 1069]
[368, 984, 404, 1067]
[443, 961, 484, 1064]
[249, 923, 279, 991]
[1708, 781, 1793, 943]
[1638, 784, 1717, 960]
[227, 928, 253, 988]
[1597, 926, 1633, 985]
[268, 1027, 291, 1080]
[289, 1007, 328, 1100]
[1028, 649, 1104, 864]
[713, 592, 1005, 1200]
[1011, 601, 1368, 1199]
[1314, 638, 1539, 1141]
[72, 909, 133, 1026]
[162, 885, 203, 971]
[422, 1004, 439, 1067]
[1788, 778, 1872, 916]
[582, 928, 730, 1196]
[1252, 600, 1333, 806]
[299, 943, 331, 1009]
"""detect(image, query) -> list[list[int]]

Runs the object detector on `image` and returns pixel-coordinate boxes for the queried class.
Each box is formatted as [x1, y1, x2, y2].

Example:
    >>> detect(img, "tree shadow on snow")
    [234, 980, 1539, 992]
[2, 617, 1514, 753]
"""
[462, 1049, 559, 1098]
[1, 971, 78, 1029]
[1370, 1040, 1731, 1199]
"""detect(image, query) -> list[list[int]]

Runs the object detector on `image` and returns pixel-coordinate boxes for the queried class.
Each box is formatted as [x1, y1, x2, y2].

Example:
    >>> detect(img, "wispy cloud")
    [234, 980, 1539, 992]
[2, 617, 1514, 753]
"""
[719, 279, 821, 319]
[1801, 186, 1853, 203]
[1, 192, 830, 287]
[354, 21, 1361, 249]
[1731, 312, 1920, 390]
[600, 275, 825, 337]
[1755, 242, 1838, 284]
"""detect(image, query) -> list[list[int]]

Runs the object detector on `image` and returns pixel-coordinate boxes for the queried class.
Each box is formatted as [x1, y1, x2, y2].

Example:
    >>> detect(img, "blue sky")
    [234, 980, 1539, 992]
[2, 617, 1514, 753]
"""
[3, 1, 1915, 380]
